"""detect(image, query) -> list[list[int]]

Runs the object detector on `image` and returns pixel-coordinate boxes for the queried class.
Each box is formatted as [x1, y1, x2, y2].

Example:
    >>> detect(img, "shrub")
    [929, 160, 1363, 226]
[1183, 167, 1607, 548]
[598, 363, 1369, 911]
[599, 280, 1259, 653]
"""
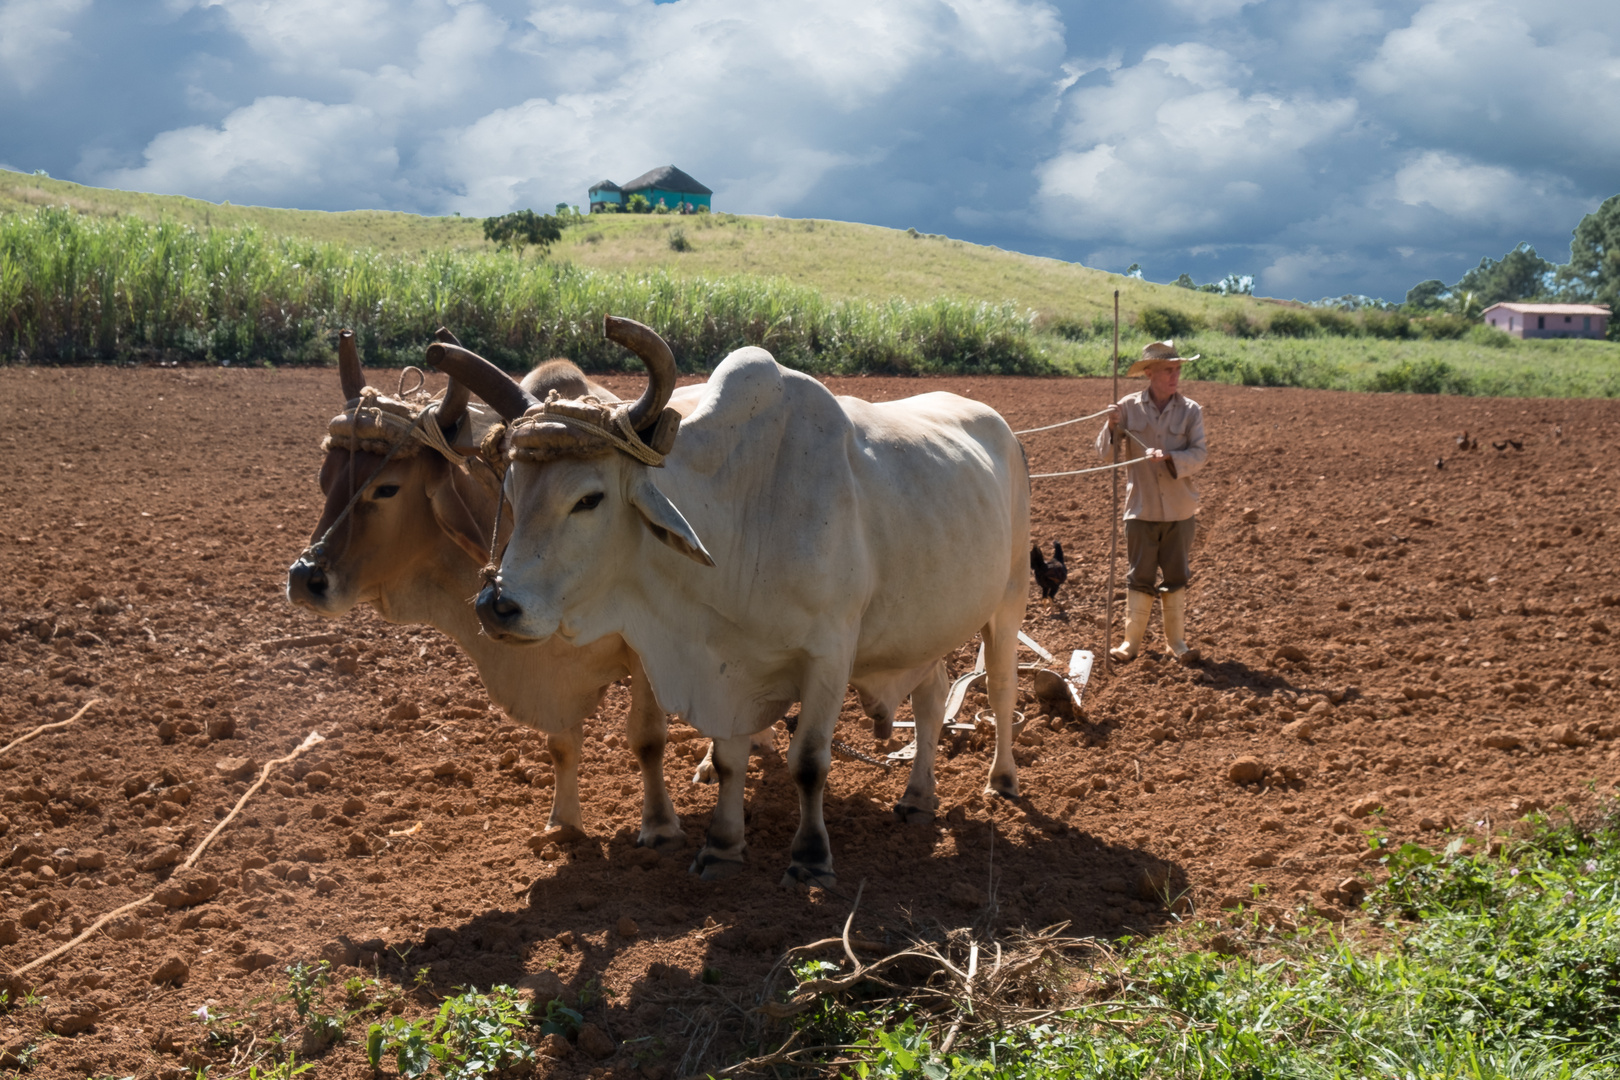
[625, 194, 651, 214]
[1136, 306, 1199, 339]
[1467, 323, 1513, 348]
[668, 228, 692, 253]
[1416, 312, 1472, 340]
[1367, 358, 1474, 394]
[1312, 308, 1360, 336]
[1215, 311, 1262, 338]
[1364, 310, 1414, 339]
[1266, 310, 1318, 338]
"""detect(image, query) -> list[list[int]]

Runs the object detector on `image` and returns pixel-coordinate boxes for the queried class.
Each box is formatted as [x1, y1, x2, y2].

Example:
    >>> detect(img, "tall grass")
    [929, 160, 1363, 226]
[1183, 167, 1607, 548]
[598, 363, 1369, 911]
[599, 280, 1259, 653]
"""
[0, 207, 1048, 375]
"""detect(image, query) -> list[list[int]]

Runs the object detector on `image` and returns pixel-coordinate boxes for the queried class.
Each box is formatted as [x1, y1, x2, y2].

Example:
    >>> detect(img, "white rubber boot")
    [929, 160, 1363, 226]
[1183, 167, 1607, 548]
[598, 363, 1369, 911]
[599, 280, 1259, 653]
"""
[1161, 588, 1199, 664]
[1110, 590, 1153, 663]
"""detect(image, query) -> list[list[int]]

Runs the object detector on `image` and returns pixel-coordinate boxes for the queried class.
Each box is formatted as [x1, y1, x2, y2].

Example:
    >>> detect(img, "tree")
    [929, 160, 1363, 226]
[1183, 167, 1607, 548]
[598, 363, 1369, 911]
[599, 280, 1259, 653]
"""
[1453, 242, 1554, 307]
[1174, 273, 1197, 289]
[482, 210, 566, 257]
[1404, 279, 1449, 310]
[1559, 193, 1620, 310]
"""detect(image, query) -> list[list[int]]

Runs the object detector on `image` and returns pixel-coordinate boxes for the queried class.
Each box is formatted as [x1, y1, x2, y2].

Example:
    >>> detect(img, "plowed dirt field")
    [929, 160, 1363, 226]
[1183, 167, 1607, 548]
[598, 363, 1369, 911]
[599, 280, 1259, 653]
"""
[2, 365, 1617, 1079]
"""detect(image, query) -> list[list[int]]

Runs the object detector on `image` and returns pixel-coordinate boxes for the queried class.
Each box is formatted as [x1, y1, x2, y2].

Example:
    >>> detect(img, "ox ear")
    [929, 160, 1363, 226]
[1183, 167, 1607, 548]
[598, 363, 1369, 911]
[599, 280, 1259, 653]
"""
[425, 462, 495, 565]
[627, 473, 714, 567]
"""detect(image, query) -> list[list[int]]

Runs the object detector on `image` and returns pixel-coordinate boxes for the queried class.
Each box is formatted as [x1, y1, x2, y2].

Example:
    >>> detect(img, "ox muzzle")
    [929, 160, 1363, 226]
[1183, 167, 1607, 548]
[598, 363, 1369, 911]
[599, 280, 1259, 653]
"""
[286, 554, 332, 608]
[474, 580, 529, 640]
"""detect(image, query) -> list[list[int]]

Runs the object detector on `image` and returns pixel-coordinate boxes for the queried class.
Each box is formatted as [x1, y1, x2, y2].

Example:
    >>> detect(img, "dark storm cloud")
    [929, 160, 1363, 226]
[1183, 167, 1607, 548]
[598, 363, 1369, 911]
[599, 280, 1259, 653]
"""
[1, 0, 1614, 300]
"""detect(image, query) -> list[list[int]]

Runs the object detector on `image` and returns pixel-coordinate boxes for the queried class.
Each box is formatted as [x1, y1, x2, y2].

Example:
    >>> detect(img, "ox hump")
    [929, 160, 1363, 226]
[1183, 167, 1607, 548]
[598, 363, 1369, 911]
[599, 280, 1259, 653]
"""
[521, 359, 615, 403]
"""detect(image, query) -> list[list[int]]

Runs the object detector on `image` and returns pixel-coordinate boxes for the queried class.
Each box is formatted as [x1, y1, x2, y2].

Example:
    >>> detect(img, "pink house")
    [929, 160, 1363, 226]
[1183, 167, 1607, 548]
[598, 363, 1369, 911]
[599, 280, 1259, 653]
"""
[1480, 302, 1610, 340]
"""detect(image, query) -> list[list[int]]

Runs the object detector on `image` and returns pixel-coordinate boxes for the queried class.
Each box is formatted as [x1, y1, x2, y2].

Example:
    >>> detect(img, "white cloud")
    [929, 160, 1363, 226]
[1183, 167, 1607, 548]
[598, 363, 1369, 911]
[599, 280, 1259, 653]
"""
[1359, 0, 1620, 174]
[0, 0, 90, 91]
[100, 96, 401, 208]
[1391, 151, 1586, 225]
[1034, 44, 1358, 245]
[1162, 0, 1260, 25]
[425, 0, 1067, 215]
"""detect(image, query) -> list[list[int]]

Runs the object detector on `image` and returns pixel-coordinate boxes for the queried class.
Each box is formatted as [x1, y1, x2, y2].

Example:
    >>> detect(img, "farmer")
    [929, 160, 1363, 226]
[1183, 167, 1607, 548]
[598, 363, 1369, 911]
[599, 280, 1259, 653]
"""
[1097, 340, 1208, 664]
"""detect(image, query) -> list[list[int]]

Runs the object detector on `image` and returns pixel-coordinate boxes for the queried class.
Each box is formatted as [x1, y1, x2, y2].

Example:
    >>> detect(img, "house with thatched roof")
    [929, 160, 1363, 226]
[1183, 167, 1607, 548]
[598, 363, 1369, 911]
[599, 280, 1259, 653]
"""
[587, 179, 622, 213]
[589, 165, 712, 213]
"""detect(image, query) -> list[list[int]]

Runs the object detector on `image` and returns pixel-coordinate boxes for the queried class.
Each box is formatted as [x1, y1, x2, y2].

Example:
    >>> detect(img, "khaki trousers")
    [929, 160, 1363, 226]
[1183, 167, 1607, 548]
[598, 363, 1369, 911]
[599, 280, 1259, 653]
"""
[1125, 517, 1195, 596]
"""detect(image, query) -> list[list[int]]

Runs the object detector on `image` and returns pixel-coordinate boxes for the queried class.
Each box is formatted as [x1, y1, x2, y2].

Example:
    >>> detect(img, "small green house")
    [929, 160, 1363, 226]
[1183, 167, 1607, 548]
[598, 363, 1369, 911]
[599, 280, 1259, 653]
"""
[591, 165, 712, 213]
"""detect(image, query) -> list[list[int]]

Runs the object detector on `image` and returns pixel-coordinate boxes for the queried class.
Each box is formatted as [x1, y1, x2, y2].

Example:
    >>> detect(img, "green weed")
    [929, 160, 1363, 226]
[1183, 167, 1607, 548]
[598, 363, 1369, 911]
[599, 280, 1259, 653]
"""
[366, 986, 534, 1080]
[787, 813, 1620, 1080]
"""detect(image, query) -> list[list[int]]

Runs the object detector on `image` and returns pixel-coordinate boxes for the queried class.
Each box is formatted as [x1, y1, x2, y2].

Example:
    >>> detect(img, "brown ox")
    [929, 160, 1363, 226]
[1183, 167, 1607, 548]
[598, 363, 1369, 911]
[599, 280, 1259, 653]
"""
[285, 329, 688, 850]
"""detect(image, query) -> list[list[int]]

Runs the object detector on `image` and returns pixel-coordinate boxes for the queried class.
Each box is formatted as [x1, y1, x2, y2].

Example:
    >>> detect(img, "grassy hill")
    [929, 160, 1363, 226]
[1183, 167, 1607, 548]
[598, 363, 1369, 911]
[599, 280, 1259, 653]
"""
[0, 168, 1265, 327]
[3, 169, 1614, 395]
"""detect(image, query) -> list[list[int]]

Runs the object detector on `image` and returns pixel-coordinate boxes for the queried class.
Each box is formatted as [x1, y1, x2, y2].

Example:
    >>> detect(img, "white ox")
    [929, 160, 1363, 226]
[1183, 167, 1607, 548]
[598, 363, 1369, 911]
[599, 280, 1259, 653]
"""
[429, 317, 1029, 888]
[285, 329, 696, 851]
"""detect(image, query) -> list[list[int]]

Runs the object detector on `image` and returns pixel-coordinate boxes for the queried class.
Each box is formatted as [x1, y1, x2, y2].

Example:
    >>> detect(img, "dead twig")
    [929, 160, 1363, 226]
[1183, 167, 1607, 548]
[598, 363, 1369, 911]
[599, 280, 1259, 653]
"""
[0, 698, 100, 757]
[11, 729, 328, 977]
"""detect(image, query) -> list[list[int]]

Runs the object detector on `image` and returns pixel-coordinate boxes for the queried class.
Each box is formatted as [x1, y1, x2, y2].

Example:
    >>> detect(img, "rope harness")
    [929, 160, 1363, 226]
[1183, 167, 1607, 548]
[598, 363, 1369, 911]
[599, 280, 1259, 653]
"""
[474, 391, 668, 585]
[299, 378, 480, 572]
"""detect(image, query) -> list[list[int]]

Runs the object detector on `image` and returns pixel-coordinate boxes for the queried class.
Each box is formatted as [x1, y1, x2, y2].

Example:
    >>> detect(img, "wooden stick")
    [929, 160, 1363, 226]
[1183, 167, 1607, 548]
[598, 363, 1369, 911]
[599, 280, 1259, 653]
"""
[1105, 289, 1120, 677]
[11, 730, 327, 977]
[0, 699, 100, 758]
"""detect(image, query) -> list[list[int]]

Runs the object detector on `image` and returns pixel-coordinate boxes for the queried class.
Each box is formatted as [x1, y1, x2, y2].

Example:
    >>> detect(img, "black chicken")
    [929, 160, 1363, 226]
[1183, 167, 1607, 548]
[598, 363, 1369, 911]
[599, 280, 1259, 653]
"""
[1031, 541, 1068, 612]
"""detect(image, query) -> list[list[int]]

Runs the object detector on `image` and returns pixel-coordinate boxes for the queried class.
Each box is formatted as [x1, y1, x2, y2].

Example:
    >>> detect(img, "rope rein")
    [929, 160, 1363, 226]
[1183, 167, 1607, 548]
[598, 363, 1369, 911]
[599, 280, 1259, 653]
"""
[1011, 408, 1111, 435]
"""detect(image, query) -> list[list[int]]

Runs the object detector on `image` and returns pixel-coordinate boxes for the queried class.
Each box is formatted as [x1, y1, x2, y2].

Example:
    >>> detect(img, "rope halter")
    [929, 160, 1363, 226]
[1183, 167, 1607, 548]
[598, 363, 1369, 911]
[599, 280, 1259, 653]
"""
[502, 390, 668, 468]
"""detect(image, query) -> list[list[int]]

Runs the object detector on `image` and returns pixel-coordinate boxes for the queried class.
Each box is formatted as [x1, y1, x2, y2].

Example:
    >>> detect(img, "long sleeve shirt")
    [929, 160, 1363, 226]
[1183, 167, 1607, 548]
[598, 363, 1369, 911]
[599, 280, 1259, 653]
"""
[1094, 389, 1207, 521]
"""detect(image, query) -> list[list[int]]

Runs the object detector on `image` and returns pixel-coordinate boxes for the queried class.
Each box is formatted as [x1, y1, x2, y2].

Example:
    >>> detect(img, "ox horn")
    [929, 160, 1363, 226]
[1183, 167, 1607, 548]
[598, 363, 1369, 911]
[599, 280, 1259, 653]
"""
[423, 341, 537, 422]
[604, 315, 677, 434]
[432, 327, 472, 431]
[338, 329, 365, 402]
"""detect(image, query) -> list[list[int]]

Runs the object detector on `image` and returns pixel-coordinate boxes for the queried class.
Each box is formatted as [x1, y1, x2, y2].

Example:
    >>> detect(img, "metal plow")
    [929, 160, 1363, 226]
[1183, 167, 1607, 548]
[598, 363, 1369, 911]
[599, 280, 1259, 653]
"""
[885, 632, 1094, 762]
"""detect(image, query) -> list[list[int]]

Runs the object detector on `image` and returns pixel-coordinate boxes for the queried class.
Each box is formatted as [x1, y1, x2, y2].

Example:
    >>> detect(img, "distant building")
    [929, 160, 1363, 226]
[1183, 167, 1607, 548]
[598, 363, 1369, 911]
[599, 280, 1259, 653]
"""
[1481, 302, 1610, 340]
[589, 165, 712, 213]
[587, 179, 622, 213]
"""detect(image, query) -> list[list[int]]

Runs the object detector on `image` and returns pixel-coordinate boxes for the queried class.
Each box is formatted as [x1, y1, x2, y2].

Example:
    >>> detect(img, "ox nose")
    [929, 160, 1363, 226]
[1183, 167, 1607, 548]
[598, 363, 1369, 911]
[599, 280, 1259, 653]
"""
[287, 559, 329, 602]
[475, 583, 524, 635]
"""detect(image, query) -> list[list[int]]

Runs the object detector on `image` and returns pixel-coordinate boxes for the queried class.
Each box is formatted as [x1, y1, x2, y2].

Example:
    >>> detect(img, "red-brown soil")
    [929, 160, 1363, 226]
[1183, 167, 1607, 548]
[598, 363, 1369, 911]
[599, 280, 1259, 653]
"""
[1, 365, 1617, 1079]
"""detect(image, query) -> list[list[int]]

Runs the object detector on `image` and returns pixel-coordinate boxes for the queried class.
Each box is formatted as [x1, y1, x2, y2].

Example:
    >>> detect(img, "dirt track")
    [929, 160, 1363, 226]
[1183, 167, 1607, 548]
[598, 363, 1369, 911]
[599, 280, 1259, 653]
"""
[2, 364, 1618, 1078]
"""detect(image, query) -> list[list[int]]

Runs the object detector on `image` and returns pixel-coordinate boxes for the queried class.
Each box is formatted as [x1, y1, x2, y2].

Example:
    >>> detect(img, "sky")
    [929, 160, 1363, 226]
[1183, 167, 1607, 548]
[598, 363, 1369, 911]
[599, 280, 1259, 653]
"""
[2, 0, 1616, 303]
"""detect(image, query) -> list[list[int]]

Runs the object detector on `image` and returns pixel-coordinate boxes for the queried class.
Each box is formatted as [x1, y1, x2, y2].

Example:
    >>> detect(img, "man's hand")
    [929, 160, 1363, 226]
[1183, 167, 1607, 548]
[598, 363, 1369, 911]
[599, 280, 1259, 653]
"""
[1143, 447, 1168, 463]
[1105, 403, 1123, 429]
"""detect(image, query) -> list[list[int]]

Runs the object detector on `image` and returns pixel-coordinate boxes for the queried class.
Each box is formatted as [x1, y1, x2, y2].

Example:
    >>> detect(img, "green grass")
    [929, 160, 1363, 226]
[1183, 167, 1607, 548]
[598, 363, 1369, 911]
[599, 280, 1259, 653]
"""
[0, 206, 1045, 374]
[0, 168, 487, 256]
[793, 812, 1620, 1079]
[1043, 332, 1620, 399]
[0, 168, 1267, 325]
[4, 170, 1616, 395]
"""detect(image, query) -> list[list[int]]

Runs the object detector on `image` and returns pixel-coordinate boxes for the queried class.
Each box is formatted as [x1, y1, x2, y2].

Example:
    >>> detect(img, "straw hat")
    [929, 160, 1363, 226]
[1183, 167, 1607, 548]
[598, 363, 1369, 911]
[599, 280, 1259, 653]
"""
[1126, 340, 1199, 377]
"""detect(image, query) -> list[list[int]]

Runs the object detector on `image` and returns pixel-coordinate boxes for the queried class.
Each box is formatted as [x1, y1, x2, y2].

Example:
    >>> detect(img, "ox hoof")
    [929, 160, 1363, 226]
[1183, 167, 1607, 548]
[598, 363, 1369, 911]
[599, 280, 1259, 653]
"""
[779, 864, 838, 891]
[689, 851, 747, 881]
[691, 763, 718, 785]
[543, 823, 587, 844]
[985, 781, 1021, 803]
[893, 793, 939, 825]
[893, 805, 937, 826]
[637, 828, 687, 856]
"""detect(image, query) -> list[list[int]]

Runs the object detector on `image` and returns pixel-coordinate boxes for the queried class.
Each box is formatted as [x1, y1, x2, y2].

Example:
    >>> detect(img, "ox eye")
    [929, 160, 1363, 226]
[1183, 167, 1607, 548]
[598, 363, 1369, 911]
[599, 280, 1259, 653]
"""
[572, 492, 604, 513]
[373, 485, 400, 499]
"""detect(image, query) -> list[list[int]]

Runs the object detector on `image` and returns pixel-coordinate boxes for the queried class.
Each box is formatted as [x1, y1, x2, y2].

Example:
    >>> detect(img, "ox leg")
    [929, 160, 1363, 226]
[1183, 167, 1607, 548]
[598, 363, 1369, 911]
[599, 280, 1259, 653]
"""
[626, 666, 684, 854]
[543, 725, 588, 841]
[693, 726, 777, 785]
[894, 661, 947, 824]
[690, 733, 752, 881]
[782, 679, 842, 890]
[981, 618, 1022, 801]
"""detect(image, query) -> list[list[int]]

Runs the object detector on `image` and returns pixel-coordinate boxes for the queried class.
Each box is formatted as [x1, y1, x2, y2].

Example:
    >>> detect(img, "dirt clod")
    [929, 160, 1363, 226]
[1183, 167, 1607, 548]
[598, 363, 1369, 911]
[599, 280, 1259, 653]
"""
[577, 1022, 616, 1060]
[153, 870, 220, 908]
[150, 954, 190, 985]
[1227, 756, 1265, 784]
